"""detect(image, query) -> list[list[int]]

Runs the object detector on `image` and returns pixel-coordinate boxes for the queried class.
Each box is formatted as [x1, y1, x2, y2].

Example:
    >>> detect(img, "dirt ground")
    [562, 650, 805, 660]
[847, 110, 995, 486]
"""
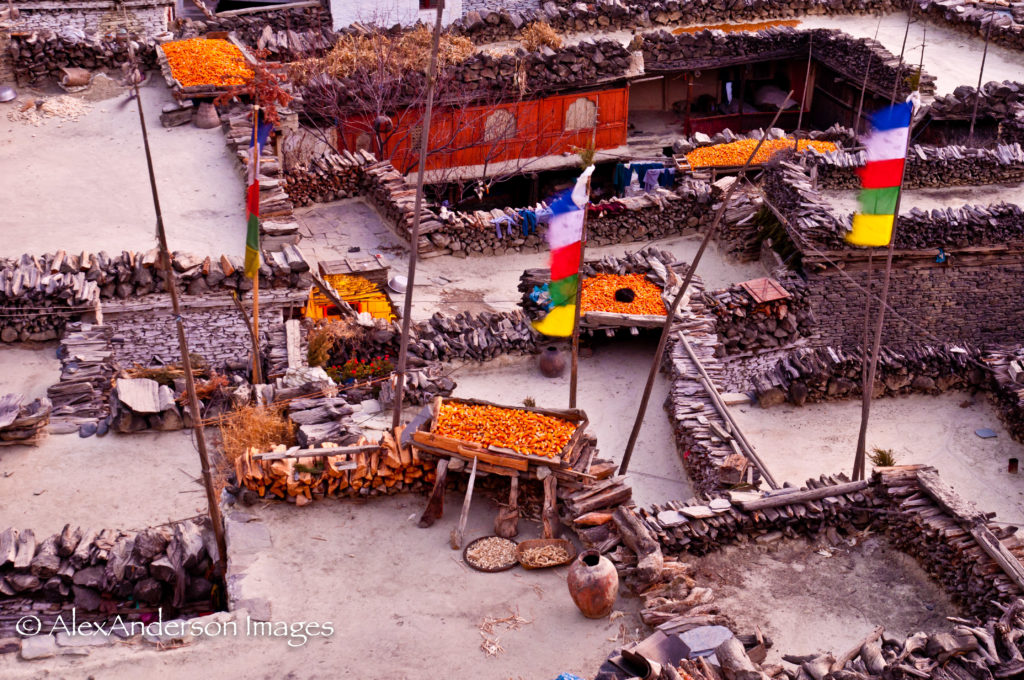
[730, 392, 1024, 525]
[0, 78, 244, 259]
[296, 198, 767, 322]
[823, 182, 1024, 216]
[1, 342, 60, 401]
[0, 495, 645, 680]
[451, 337, 694, 506]
[696, 535, 959, 665]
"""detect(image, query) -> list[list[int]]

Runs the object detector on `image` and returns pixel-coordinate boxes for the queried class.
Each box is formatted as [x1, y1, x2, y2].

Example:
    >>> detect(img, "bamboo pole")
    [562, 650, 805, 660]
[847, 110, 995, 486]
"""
[126, 45, 226, 571]
[391, 0, 445, 431]
[968, 9, 994, 147]
[618, 93, 793, 476]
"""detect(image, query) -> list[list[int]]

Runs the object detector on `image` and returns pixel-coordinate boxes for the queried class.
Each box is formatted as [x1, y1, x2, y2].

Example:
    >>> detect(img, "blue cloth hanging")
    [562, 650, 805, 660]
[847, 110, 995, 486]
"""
[518, 209, 537, 236]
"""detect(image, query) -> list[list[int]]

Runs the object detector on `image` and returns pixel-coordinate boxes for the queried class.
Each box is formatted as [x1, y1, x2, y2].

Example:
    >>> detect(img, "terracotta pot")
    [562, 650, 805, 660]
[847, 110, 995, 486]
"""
[567, 549, 618, 618]
[538, 345, 566, 378]
[194, 102, 220, 129]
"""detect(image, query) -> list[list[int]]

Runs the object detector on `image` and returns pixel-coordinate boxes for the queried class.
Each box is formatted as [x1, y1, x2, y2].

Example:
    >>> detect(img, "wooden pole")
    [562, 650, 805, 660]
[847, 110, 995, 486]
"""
[250, 104, 262, 384]
[854, 15, 884, 135]
[568, 174, 590, 409]
[795, 35, 812, 152]
[619, 94, 793, 476]
[569, 124, 597, 409]
[852, 106, 916, 481]
[231, 292, 262, 385]
[968, 10, 994, 147]
[890, 6, 915, 105]
[126, 44, 226, 572]
[391, 0, 445, 431]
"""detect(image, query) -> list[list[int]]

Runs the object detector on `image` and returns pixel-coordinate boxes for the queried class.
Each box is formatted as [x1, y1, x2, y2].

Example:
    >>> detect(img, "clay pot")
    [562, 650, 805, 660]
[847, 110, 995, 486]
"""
[194, 102, 220, 129]
[538, 345, 566, 378]
[567, 549, 618, 618]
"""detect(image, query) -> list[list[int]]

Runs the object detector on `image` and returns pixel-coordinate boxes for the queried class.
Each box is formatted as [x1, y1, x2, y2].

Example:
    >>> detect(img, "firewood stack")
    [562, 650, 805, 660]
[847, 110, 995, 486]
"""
[46, 323, 114, 434]
[0, 252, 102, 343]
[930, 80, 1024, 121]
[377, 363, 457, 407]
[987, 346, 1024, 443]
[813, 143, 1024, 190]
[284, 150, 376, 206]
[285, 395, 359, 448]
[0, 519, 217, 639]
[702, 279, 815, 356]
[221, 108, 301, 241]
[742, 343, 988, 409]
[7, 31, 158, 84]
[360, 161, 441, 255]
[233, 434, 437, 503]
[0, 394, 51, 446]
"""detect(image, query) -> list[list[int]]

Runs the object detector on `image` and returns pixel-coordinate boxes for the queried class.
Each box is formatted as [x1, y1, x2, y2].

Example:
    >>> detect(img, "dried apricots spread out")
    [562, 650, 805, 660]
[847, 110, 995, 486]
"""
[685, 138, 837, 168]
[162, 38, 254, 87]
[434, 402, 576, 458]
[580, 273, 667, 316]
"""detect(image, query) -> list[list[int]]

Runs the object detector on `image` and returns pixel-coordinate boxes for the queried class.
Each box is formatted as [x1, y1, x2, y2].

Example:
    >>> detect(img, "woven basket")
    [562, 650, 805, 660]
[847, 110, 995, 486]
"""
[515, 538, 576, 570]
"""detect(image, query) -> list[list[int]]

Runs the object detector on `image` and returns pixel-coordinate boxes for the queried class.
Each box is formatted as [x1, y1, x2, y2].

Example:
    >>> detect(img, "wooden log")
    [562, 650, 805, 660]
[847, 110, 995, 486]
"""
[449, 458, 478, 550]
[418, 458, 448, 528]
[612, 506, 663, 585]
[0, 528, 17, 567]
[542, 474, 561, 539]
[738, 480, 869, 511]
[715, 636, 765, 680]
[494, 475, 519, 539]
[831, 626, 884, 672]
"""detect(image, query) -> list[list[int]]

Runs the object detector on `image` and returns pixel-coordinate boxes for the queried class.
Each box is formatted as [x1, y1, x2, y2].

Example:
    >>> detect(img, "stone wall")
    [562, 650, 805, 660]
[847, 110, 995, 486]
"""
[805, 258, 1024, 348]
[917, 0, 1024, 52]
[462, 0, 539, 19]
[5, 0, 172, 38]
[7, 31, 159, 84]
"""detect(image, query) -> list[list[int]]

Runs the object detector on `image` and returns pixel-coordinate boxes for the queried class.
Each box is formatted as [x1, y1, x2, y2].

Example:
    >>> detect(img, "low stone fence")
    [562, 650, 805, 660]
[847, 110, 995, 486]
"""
[0, 518, 218, 641]
[917, 0, 1024, 52]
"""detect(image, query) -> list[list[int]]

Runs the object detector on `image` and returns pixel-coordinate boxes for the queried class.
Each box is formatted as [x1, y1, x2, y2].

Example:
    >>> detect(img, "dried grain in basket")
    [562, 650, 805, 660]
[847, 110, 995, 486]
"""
[515, 538, 576, 570]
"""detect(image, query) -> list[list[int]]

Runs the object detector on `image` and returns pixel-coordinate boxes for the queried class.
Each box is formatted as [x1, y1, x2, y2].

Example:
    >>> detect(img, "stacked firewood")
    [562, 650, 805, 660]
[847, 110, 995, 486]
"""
[930, 80, 1024, 120]
[284, 149, 376, 205]
[408, 310, 539, 364]
[360, 162, 442, 254]
[0, 252, 102, 343]
[814, 143, 1024, 190]
[987, 346, 1024, 443]
[7, 31, 158, 84]
[377, 363, 457, 407]
[762, 160, 847, 249]
[233, 433, 437, 503]
[0, 519, 217, 638]
[0, 394, 51, 446]
[742, 343, 987, 408]
[285, 395, 358, 448]
[46, 324, 115, 434]
[703, 279, 815, 356]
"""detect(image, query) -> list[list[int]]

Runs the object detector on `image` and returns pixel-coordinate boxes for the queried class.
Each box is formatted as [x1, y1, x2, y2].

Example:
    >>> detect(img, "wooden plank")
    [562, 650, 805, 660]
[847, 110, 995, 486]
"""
[737, 480, 869, 511]
[284, 319, 302, 370]
[418, 458, 449, 528]
[215, 1, 319, 18]
[582, 311, 667, 328]
[969, 525, 1024, 593]
[253, 445, 380, 461]
[450, 458, 478, 550]
[916, 469, 987, 524]
[0, 393, 23, 429]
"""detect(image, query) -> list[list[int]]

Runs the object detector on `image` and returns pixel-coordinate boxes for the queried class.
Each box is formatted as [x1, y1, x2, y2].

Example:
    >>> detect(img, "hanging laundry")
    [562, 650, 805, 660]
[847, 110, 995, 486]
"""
[518, 209, 537, 236]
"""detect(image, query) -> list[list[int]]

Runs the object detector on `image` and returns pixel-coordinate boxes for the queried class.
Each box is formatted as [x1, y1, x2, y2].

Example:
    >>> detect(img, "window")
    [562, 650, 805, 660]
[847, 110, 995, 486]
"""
[420, 0, 440, 9]
[565, 97, 597, 131]
[483, 109, 516, 143]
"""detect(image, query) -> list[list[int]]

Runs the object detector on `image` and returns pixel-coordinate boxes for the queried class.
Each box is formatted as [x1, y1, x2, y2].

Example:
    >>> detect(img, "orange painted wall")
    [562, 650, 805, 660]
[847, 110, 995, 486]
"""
[338, 87, 629, 173]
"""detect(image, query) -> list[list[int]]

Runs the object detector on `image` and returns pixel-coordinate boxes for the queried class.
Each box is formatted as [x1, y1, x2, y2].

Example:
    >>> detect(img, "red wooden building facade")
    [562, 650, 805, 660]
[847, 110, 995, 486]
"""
[338, 87, 629, 174]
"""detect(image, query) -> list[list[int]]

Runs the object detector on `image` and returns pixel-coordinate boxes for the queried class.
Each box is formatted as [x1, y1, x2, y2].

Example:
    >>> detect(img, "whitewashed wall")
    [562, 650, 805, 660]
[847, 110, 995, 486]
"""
[330, 0, 462, 29]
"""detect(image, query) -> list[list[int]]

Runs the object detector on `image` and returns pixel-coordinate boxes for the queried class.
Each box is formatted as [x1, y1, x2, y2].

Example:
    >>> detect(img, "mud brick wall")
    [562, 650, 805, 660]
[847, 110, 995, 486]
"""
[805, 259, 1024, 348]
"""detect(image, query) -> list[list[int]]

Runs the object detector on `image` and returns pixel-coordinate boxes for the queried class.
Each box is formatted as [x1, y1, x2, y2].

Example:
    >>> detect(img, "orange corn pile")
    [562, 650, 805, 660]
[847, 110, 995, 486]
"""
[686, 138, 837, 169]
[673, 19, 800, 35]
[434, 402, 576, 459]
[580, 273, 667, 316]
[162, 38, 254, 87]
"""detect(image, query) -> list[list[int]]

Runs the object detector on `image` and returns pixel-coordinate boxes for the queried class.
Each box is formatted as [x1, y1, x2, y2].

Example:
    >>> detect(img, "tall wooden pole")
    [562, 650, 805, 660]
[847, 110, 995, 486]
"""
[250, 104, 263, 384]
[852, 47, 923, 480]
[854, 15, 885, 135]
[890, 6, 915, 105]
[968, 9, 994, 147]
[795, 35, 812, 152]
[127, 45, 226, 570]
[568, 173, 592, 409]
[619, 95, 792, 476]
[391, 0, 445, 431]
[569, 124, 597, 409]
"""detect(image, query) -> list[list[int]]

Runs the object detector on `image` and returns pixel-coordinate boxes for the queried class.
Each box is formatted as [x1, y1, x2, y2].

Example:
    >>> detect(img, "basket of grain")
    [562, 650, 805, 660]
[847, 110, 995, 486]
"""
[515, 538, 576, 569]
[463, 536, 519, 572]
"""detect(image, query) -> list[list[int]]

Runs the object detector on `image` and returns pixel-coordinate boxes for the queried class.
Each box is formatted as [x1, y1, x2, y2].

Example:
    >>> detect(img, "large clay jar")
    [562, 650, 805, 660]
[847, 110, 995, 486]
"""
[538, 346, 566, 378]
[567, 549, 619, 618]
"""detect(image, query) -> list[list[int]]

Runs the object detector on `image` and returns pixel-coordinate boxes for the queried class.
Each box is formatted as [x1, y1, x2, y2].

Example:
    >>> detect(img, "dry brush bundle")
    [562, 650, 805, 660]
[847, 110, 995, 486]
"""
[218, 404, 296, 464]
[307, 320, 368, 367]
[518, 22, 562, 52]
[291, 27, 474, 83]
